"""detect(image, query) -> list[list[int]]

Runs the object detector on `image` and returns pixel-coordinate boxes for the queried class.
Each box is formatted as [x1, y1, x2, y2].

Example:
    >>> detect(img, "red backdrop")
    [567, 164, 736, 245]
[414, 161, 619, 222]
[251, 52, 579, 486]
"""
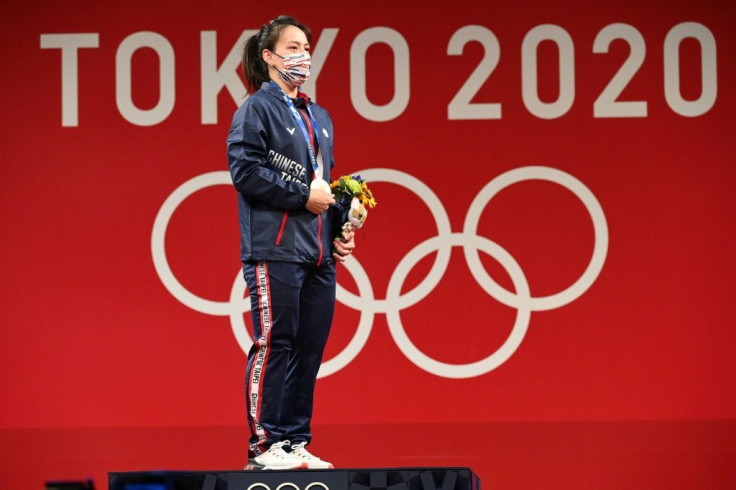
[1, 0, 735, 488]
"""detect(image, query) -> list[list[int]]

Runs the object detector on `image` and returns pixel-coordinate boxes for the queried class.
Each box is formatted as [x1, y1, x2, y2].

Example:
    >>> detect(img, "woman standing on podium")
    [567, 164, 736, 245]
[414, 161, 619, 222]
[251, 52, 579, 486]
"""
[227, 15, 355, 470]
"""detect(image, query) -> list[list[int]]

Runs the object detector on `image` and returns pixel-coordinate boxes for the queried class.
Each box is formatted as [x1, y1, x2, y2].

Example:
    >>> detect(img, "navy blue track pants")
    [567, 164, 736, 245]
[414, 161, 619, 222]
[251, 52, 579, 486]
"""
[242, 260, 336, 457]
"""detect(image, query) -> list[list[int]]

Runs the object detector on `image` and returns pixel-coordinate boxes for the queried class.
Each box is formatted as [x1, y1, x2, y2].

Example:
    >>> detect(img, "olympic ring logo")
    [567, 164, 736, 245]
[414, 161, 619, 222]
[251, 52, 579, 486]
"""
[152, 166, 608, 379]
[246, 483, 329, 490]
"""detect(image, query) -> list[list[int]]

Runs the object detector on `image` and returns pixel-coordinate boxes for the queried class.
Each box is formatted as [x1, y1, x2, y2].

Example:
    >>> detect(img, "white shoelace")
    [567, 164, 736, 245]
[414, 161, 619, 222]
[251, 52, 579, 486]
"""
[264, 440, 294, 459]
[291, 442, 321, 460]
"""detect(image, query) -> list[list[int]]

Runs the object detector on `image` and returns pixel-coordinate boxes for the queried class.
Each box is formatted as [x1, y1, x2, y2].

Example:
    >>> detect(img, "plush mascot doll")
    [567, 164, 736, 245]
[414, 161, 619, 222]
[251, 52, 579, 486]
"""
[348, 197, 368, 229]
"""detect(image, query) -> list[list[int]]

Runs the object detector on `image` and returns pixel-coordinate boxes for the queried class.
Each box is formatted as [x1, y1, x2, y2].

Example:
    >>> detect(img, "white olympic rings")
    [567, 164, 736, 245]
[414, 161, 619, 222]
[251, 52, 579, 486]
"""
[246, 483, 329, 490]
[151, 166, 608, 379]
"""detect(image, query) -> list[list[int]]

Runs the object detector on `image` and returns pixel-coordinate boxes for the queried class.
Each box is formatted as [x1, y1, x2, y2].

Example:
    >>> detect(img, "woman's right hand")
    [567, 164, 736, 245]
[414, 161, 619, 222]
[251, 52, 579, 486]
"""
[306, 189, 335, 214]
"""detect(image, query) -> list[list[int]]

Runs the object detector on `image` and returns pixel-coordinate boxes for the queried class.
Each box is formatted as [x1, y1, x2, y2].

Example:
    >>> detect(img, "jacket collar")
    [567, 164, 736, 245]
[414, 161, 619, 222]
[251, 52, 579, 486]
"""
[261, 81, 311, 107]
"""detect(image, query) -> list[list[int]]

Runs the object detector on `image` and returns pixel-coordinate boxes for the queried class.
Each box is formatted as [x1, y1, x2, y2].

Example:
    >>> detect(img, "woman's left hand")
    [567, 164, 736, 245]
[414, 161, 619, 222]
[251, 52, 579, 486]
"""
[333, 231, 356, 263]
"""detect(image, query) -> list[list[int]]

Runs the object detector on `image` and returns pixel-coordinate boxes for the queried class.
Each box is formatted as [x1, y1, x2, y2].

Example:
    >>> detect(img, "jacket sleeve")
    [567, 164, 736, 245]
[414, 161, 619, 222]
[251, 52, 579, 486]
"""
[227, 102, 310, 210]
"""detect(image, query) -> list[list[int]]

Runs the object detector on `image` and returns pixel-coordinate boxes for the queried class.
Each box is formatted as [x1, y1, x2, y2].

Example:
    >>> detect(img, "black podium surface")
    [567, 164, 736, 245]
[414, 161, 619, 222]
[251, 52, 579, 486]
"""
[109, 467, 481, 490]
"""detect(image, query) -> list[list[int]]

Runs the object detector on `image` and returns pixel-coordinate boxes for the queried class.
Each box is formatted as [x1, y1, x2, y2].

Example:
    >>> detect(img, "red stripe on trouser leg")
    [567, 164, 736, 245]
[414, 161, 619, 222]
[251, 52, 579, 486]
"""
[248, 261, 273, 455]
[245, 356, 259, 445]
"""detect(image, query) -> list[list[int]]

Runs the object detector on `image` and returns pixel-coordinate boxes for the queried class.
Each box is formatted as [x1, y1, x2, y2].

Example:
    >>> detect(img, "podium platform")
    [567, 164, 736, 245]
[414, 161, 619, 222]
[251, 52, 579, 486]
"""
[109, 467, 481, 490]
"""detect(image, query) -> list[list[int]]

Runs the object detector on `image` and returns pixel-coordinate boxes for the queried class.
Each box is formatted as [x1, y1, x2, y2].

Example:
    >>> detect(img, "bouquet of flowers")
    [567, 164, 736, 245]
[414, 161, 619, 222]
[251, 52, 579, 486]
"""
[330, 174, 377, 241]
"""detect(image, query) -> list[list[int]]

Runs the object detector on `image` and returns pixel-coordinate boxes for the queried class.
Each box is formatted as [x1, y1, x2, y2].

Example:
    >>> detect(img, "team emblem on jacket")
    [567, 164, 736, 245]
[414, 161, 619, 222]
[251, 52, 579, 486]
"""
[267, 149, 308, 188]
[286, 127, 296, 135]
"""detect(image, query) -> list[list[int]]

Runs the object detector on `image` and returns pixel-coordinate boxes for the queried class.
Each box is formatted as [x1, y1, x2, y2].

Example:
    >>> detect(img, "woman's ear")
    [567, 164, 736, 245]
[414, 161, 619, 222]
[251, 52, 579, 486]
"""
[262, 49, 273, 66]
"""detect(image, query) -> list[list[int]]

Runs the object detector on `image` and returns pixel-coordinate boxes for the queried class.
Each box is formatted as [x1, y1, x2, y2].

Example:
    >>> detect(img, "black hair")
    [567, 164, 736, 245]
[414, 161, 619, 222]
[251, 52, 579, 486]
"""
[242, 15, 312, 94]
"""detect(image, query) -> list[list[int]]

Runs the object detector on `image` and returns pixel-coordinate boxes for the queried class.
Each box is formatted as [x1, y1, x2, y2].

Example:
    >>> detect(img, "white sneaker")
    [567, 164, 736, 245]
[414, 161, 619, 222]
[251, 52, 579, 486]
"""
[245, 441, 308, 470]
[289, 441, 334, 469]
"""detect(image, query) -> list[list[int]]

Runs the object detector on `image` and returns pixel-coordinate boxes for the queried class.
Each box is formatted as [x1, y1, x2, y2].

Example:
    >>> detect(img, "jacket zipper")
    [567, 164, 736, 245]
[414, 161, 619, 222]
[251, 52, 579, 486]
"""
[299, 106, 324, 265]
[316, 213, 323, 266]
[275, 210, 288, 245]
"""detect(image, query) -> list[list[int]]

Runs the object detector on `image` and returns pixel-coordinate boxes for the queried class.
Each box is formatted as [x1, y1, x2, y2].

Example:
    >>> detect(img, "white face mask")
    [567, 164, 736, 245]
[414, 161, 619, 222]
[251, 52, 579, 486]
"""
[272, 51, 311, 87]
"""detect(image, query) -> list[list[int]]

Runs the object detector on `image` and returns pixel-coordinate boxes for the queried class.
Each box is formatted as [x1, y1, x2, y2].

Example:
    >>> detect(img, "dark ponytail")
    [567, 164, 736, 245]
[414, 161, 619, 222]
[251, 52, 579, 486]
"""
[242, 15, 312, 94]
[242, 34, 267, 94]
